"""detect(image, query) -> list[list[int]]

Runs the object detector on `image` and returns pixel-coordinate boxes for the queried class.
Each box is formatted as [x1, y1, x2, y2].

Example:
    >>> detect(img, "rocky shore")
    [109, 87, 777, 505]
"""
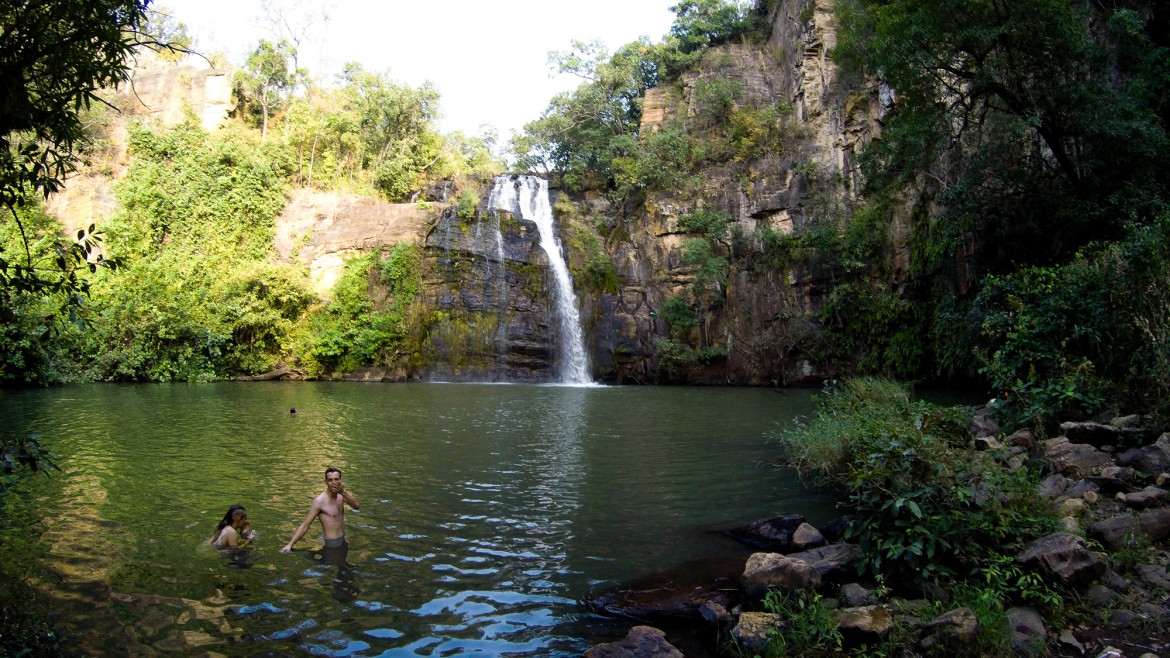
[582, 412, 1170, 658]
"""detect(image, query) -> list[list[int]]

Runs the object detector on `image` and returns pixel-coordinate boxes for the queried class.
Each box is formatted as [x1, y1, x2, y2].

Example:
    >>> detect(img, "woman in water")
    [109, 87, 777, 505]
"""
[209, 504, 255, 551]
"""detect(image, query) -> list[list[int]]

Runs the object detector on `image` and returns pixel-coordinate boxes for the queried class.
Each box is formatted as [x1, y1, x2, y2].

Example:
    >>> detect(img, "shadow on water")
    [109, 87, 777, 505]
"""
[0, 382, 837, 656]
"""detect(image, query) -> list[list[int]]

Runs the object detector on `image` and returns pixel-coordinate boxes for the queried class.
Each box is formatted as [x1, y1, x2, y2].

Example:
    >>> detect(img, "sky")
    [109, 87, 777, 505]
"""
[158, 0, 679, 139]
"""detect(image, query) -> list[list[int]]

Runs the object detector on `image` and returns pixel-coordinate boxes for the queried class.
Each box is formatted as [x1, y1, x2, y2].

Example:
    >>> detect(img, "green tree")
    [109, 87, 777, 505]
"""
[836, 0, 1170, 268]
[142, 5, 193, 61]
[668, 0, 752, 55]
[0, 0, 150, 306]
[235, 39, 297, 141]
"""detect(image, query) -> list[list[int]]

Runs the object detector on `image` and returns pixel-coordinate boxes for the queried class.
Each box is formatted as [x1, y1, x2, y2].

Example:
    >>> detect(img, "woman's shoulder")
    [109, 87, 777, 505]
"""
[214, 525, 238, 546]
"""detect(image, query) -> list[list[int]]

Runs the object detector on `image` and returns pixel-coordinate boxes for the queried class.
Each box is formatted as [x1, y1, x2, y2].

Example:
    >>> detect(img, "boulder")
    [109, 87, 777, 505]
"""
[699, 599, 732, 626]
[1056, 498, 1085, 517]
[1110, 414, 1143, 428]
[1059, 421, 1121, 447]
[1119, 486, 1167, 509]
[1087, 508, 1170, 550]
[1006, 428, 1036, 450]
[729, 612, 783, 654]
[835, 605, 893, 647]
[742, 552, 821, 599]
[973, 436, 1004, 451]
[583, 626, 684, 658]
[1086, 584, 1116, 606]
[786, 543, 863, 583]
[790, 523, 827, 551]
[819, 515, 853, 542]
[918, 608, 979, 653]
[1037, 474, 1071, 499]
[724, 514, 806, 550]
[1044, 437, 1113, 477]
[1116, 435, 1170, 475]
[1006, 607, 1047, 656]
[1098, 466, 1136, 483]
[970, 407, 999, 438]
[839, 583, 876, 607]
[1137, 564, 1170, 590]
[1016, 533, 1105, 589]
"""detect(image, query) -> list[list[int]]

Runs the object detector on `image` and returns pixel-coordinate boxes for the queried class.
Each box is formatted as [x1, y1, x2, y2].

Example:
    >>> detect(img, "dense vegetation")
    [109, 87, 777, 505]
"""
[513, 0, 1170, 428]
[831, 0, 1170, 428]
[0, 2, 505, 388]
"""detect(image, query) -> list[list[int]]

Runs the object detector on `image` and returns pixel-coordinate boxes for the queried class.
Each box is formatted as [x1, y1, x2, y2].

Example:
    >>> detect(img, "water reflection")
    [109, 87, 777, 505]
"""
[0, 383, 831, 656]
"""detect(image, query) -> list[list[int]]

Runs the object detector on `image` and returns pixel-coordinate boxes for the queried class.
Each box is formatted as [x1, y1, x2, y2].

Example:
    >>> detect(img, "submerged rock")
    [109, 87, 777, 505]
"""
[723, 514, 806, 550]
[584, 554, 745, 623]
[583, 625, 684, 658]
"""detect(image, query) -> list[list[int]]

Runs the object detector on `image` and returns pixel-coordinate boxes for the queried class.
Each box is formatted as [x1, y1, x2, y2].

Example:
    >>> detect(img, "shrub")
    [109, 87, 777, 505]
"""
[775, 378, 1057, 584]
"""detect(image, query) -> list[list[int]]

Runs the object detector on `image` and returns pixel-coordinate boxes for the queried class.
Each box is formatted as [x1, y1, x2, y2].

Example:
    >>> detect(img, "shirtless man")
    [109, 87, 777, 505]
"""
[280, 467, 360, 553]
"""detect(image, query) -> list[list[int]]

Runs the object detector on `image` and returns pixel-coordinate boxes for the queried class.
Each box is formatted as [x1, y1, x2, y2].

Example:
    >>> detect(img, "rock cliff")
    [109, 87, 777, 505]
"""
[47, 0, 891, 385]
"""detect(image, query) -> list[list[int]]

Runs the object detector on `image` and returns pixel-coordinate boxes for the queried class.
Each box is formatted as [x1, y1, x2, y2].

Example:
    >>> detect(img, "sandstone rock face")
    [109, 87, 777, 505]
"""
[42, 0, 903, 384]
[47, 52, 233, 236]
[275, 190, 435, 297]
[574, 0, 892, 385]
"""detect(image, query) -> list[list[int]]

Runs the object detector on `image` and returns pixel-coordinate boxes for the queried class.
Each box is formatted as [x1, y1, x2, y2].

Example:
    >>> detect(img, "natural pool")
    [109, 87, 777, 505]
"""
[0, 382, 837, 656]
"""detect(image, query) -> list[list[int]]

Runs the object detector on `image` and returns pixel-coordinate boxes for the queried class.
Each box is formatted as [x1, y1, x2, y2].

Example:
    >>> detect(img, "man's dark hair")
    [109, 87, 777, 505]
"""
[325, 466, 341, 477]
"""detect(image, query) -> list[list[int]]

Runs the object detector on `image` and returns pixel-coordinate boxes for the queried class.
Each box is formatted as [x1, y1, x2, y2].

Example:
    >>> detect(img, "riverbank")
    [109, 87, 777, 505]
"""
[583, 384, 1170, 657]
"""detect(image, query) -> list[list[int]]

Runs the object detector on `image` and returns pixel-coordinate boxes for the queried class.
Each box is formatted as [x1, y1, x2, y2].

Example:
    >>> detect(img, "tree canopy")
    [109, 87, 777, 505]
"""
[0, 0, 152, 300]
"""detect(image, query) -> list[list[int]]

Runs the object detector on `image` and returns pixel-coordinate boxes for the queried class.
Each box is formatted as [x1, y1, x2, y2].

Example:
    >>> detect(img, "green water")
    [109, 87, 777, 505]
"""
[0, 382, 834, 656]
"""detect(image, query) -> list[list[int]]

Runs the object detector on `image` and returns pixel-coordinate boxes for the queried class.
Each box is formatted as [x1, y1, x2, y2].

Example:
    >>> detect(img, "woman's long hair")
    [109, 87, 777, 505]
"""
[209, 504, 246, 543]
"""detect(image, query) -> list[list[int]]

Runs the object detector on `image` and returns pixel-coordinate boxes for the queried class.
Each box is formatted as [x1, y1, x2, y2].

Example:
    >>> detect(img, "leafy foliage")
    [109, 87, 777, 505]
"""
[755, 589, 843, 657]
[776, 379, 1057, 584]
[80, 121, 311, 381]
[0, 434, 58, 491]
[512, 1, 771, 194]
[825, 0, 1170, 409]
[234, 39, 299, 140]
[974, 213, 1170, 426]
[305, 244, 422, 374]
[0, 0, 148, 328]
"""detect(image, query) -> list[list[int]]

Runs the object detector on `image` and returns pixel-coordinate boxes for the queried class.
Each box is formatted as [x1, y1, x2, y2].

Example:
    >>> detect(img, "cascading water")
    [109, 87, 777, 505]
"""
[491, 175, 592, 384]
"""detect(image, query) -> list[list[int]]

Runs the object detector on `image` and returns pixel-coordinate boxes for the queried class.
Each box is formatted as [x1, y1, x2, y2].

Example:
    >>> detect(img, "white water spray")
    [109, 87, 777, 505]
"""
[491, 175, 592, 384]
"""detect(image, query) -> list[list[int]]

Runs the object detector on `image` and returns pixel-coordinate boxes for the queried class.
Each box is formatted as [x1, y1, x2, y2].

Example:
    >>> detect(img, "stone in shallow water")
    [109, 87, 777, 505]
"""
[723, 514, 806, 550]
[583, 625, 683, 658]
[583, 554, 746, 623]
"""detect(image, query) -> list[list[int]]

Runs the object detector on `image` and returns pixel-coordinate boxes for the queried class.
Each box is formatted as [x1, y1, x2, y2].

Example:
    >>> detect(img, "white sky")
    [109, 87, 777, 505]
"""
[158, 0, 678, 139]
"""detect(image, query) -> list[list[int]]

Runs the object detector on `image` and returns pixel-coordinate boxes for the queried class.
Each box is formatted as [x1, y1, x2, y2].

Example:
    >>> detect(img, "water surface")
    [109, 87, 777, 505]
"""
[0, 382, 833, 656]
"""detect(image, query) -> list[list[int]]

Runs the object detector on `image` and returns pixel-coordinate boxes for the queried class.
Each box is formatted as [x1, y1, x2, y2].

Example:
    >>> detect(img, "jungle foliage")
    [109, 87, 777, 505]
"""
[0, 2, 503, 387]
[773, 379, 1062, 651]
[511, 0, 776, 194]
[828, 0, 1170, 424]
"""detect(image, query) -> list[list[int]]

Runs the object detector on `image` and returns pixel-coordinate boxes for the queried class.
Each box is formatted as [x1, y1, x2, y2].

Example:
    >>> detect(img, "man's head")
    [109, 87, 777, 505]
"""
[325, 467, 342, 486]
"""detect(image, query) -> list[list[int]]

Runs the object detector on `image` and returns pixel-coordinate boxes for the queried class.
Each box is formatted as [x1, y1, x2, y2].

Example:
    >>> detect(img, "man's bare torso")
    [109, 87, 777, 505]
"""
[316, 492, 345, 539]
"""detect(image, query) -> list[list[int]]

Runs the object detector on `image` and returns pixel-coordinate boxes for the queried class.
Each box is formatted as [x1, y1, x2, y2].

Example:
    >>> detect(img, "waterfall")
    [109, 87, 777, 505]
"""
[491, 175, 592, 384]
